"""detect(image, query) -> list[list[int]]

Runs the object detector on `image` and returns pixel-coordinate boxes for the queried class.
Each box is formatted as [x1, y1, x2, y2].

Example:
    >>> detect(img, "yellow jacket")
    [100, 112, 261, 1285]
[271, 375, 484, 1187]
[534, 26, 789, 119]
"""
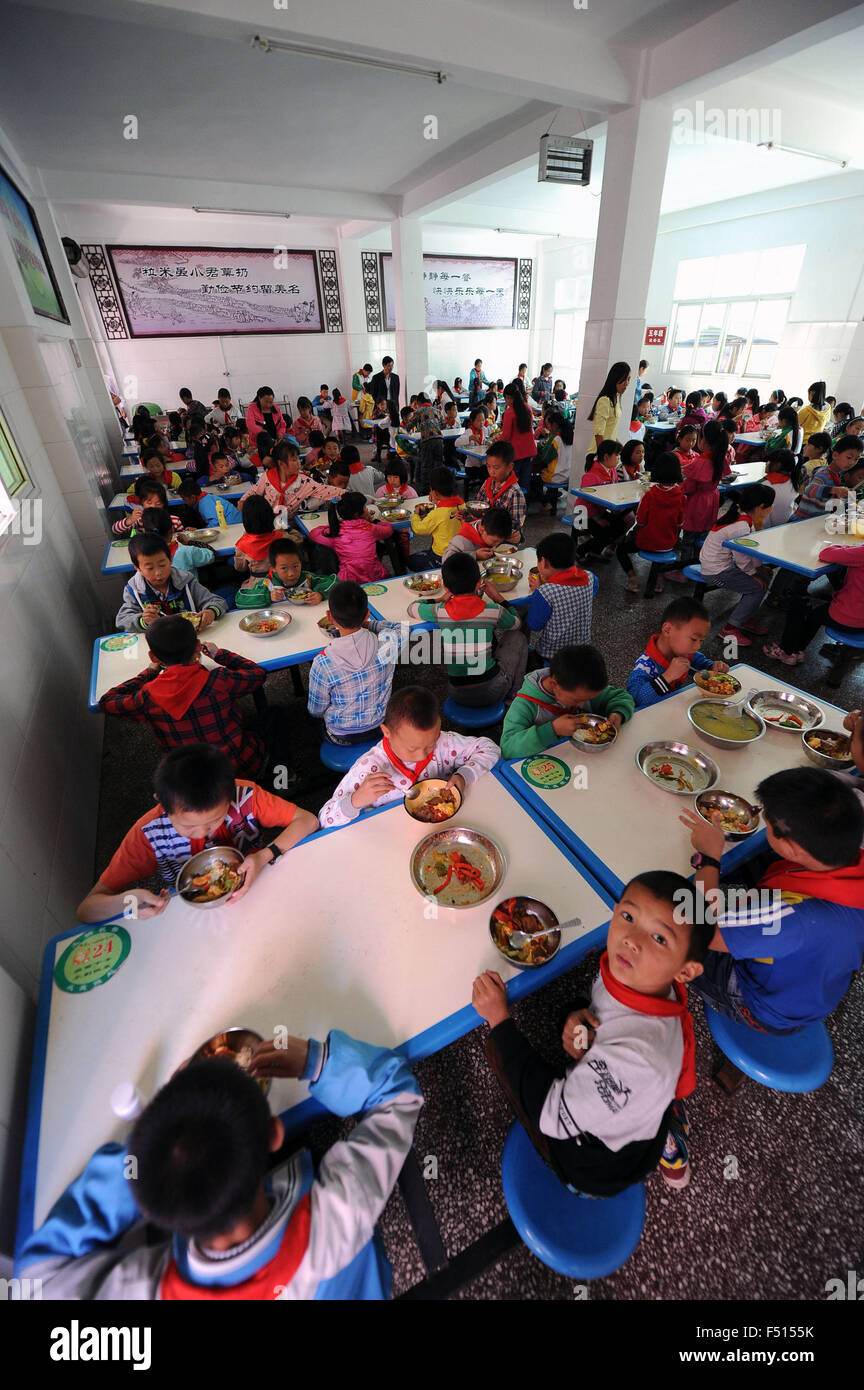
[797, 403, 831, 445]
[411, 501, 462, 557]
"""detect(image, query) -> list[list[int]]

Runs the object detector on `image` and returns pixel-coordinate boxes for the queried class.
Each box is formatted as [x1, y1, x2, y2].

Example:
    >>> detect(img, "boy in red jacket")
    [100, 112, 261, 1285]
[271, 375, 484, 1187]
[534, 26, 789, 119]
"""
[616, 452, 684, 595]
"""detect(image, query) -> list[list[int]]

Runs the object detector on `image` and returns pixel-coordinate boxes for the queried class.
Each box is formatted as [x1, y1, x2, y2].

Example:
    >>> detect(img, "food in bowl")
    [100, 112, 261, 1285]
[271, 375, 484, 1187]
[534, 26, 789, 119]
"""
[182, 859, 242, 903]
[689, 703, 762, 743]
[490, 897, 560, 967]
[649, 760, 696, 791]
[803, 730, 852, 762]
[570, 716, 616, 746]
[405, 574, 443, 594]
[693, 671, 742, 697]
[408, 787, 460, 823]
[179, 611, 203, 630]
[245, 618, 280, 634]
[317, 612, 340, 636]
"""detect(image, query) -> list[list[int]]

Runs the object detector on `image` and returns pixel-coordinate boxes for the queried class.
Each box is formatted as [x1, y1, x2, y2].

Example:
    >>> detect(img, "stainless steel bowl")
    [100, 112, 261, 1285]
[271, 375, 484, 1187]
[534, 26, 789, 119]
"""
[238, 608, 293, 637]
[695, 790, 761, 839]
[484, 559, 523, 591]
[403, 778, 462, 824]
[801, 728, 854, 770]
[494, 543, 519, 556]
[687, 698, 765, 750]
[746, 689, 824, 733]
[568, 712, 618, 755]
[489, 896, 561, 970]
[410, 826, 506, 909]
[691, 670, 743, 701]
[403, 572, 445, 597]
[636, 741, 720, 795]
[384, 507, 411, 521]
[179, 527, 221, 545]
[176, 846, 245, 909]
[192, 1027, 271, 1097]
[286, 586, 312, 605]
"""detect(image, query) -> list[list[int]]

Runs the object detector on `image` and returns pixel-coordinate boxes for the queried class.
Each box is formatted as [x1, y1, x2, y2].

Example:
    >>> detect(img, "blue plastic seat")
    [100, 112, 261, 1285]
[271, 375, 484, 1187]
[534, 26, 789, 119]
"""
[501, 1123, 646, 1279]
[319, 736, 378, 772]
[442, 697, 506, 729]
[637, 548, 678, 564]
[824, 625, 864, 649]
[704, 1008, 833, 1093]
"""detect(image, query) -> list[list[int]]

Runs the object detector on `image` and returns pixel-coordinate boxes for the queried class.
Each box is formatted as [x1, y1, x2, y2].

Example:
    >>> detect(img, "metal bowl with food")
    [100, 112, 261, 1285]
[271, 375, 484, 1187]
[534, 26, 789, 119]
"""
[687, 698, 765, 750]
[404, 778, 462, 824]
[802, 728, 854, 770]
[192, 1027, 270, 1097]
[384, 507, 411, 521]
[285, 585, 312, 605]
[462, 499, 490, 519]
[403, 572, 445, 597]
[238, 608, 292, 637]
[412, 501, 435, 519]
[745, 690, 824, 734]
[317, 612, 340, 637]
[178, 527, 221, 546]
[692, 670, 743, 700]
[376, 495, 403, 511]
[568, 712, 618, 754]
[489, 896, 561, 970]
[176, 846, 245, 909]
[494, 543, 519, 556]
[179, 610, 204, 630]
[410, 826, 506, 909]
[484, 559, 523, 591]
[636, 741, 720, 795]
[695, 790, 761, 839]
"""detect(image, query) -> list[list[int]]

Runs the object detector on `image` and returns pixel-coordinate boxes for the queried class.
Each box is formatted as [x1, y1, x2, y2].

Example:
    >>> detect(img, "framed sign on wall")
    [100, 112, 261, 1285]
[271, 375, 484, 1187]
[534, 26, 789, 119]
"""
[106, 246, 324, 337]
[0, 160, 68, 323]
[380, 253, 518, 330]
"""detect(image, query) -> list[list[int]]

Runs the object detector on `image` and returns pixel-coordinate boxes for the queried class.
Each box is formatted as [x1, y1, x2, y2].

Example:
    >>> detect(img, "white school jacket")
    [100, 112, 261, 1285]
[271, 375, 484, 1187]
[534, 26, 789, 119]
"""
[318, 731, 500, 828]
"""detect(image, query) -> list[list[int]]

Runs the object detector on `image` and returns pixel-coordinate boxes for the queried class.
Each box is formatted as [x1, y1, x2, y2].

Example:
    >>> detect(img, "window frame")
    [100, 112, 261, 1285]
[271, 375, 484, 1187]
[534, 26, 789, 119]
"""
[663, 293, 793, 380]
[0, 405, 34, 540]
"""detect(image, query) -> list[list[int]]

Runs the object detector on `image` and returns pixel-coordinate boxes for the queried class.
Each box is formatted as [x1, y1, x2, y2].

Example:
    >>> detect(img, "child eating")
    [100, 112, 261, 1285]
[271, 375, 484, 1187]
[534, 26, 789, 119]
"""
[307, 581, 401, 744]
[472, 870, 710, 1194]
[116, 534, 227, 632]
[627, 597, 728, 708]
[476, 441, 525, 542]
[407, 465, 464, 571]
[309, 491, 394, 584]
[501, 642, 634, 760]
[318, 685, 499, 829]
[417, 553, 528, 709]
[266, 537, 333, 604]
[78, 744, 317, 921]
[524, 532, 594, 660]
[442, 506, 512, 562]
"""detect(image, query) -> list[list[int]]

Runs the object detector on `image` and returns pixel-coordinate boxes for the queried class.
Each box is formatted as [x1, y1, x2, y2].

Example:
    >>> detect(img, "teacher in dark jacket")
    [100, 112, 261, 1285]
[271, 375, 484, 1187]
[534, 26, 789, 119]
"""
[369, 357, 401, 425]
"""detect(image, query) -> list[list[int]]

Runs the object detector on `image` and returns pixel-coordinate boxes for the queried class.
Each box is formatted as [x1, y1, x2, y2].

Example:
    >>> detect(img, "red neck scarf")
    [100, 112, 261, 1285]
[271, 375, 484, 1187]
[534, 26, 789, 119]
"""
[239, 530, 281, 562]
[385, 483, 409, 496]
[444, 593, 486, 619]
[148, 663, 210, 717]
[600, 952, 696, 1099]
[160, 1193, 311, 1301]
[711, 515, 751, 534]
[483, 473, 518, 505]
[382, 735, 436, 785]
[543, 565, 590, 589]
[766, 471, 789, 485]
[515, 676, 568, 715]
[349, 461, 365, 475]
[457, 521, 485, 547]
[434, 495, 463, 510]
[266, 465, 298, 498]
[759, 851, 864, 909]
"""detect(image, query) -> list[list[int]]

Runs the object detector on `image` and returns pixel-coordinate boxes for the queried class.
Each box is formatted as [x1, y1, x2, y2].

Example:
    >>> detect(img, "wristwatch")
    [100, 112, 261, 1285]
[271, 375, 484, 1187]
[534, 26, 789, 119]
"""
[690, 852, 722, 871]
[268, 843, 283, 863]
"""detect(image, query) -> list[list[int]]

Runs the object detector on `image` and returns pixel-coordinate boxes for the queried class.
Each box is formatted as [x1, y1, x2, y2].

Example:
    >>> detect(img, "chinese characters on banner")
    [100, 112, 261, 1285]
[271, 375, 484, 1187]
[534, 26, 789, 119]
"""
[106, 247, 324, 336]
[380, 254, 518, 330]
[644, 326, 667, 346]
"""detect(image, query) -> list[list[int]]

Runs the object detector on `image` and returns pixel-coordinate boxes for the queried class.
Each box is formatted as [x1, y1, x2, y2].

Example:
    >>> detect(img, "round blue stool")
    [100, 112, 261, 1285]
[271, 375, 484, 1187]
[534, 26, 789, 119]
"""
[704, 1008, 833, 1093]
[319, 737, 378, 772]
[824, 625, 864, 650]
[442, 697, 506, 730]
[501, 1122, 646, 1279]
[637, 549, 679, 565]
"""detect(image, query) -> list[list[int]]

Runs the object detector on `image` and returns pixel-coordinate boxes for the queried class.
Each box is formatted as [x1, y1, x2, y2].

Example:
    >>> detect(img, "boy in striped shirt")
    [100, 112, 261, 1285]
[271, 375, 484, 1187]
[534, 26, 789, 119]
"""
[417, 553, 528, 708]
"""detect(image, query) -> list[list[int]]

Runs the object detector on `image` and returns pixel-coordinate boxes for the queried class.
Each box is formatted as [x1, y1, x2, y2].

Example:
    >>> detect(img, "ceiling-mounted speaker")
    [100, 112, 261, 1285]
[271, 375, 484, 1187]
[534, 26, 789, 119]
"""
[62, 237, 90, 279]
[538, 135, 593, 186]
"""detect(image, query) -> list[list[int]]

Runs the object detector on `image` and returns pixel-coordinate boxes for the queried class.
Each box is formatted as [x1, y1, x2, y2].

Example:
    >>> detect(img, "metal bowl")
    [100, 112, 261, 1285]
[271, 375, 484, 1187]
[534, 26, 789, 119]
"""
[376, 495, 403, 511]
[687, 698, 765, 750]
[692, 670, 743, 700]
[178, 527, 221, 545]
[695, 790, 761, 839]
[412, 501, 435, 518]
[176, 845, 245, 909]
[286, 585, 312, 605]
[746, 690, 824, 734]
[463, 500, 490, 518]
[317, 613, 340, 637]
[484, 559, 523, 591]
[568, 712, 618, 754]
[489, 896, 561, 970]
[238, 608, 292, 637]
[494, 543, 519, 556]
[192, 1027, 270, 1097]
[636, 741, 720, 795]
[403, 778, 463, 824]
[385, 507, 411, 521]
[403, 572, 445, 597]
[410, 826, 506, 909]
[801, 728, 854, 770]
[179, 610, 204, 630]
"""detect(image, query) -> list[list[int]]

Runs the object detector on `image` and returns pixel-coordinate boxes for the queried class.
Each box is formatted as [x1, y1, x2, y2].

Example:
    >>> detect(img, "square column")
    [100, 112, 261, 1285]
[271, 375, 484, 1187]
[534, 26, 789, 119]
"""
[391, 217, 429, 406]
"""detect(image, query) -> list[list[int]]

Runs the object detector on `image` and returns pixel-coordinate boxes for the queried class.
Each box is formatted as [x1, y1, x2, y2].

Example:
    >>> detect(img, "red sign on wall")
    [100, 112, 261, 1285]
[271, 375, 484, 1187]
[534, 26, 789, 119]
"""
[645, 326, 666, 345]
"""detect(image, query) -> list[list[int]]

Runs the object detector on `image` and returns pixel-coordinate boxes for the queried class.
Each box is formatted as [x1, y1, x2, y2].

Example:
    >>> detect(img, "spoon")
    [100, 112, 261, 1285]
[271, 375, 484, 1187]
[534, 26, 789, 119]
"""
[508, 915, 582, 949]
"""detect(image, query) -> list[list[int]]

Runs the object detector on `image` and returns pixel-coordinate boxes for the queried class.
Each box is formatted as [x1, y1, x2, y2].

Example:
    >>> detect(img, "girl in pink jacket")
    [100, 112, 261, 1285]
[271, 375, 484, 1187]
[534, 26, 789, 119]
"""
[309, 492, 394, 583]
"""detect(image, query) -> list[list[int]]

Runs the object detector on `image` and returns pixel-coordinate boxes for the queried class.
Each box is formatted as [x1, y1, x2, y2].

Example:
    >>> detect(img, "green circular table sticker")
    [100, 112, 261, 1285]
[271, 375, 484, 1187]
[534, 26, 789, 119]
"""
[363, 583, 388, 595]
[521, 755, 570, 790]
[101, 633, 137, 651]
[54, 927, 131, 994]
[736, 538, 759, 548]
[111, 539, 130, 548]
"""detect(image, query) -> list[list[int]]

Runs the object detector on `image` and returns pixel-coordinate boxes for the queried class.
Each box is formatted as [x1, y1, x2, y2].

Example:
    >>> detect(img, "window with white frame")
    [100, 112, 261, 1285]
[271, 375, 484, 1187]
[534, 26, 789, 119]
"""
[0, 407, 30, 536]
[551, 274, 591, 385]
[664, 245, 805, 378]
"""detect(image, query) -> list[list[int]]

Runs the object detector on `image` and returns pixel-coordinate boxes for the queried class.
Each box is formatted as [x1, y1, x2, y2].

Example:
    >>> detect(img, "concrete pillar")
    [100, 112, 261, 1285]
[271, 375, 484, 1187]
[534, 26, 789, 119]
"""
[390, 216, 429, 406]
[572, 100, 674, 482]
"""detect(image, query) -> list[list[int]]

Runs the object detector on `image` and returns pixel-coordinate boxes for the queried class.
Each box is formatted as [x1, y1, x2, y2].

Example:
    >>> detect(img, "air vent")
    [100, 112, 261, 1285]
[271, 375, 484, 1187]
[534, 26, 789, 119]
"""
[538, 135, 593, 186]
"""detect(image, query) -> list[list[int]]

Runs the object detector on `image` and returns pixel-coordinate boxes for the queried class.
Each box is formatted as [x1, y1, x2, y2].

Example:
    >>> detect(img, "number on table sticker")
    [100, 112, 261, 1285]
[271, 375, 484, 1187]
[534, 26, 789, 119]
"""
[92, 942, 103, 959]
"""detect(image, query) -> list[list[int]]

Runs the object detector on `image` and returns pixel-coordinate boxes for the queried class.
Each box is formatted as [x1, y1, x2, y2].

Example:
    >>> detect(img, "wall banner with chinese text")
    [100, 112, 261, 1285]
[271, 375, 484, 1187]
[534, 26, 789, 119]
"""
[380, 253, 519, 330]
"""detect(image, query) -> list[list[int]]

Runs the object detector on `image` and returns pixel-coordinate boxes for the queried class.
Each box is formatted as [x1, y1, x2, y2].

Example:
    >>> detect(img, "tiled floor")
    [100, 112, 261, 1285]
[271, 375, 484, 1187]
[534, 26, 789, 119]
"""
[94, 442, 864, 1300]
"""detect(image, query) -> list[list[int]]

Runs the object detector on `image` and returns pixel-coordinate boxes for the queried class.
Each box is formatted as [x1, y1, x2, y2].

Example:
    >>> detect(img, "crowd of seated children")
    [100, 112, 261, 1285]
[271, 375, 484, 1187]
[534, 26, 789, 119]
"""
[309, 491, 393, 584]
[501, 643, 633, 761]
[307, 581, 401, 745]
[627, 597, 729, 708]
[416, 552, 528, 709]
[525, 532, 594, 661]
[114, 478, 185, 537]
[116, 534, 228, 633]
[407, 465, 463, 571]
[77, 744, 317, 924]
[125, 449, 183, 499]
[318, 685, 499, 829]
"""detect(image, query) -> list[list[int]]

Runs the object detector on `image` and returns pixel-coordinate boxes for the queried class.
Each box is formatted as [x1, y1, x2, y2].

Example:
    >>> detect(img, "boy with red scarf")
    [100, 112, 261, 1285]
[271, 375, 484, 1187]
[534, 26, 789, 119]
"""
[525, 531, 594, 660]
[318, 685, 499, 829]
[501, 643, 633, 760]
[682, 768, 864, 1034]
[627, 597, 728, 708]
[477, 441, 525, 542]
[407, 465, 464, 571]
[473, 870, 711, 1193]
[417, 553, 528, 709]
[442, 506, 511, 562]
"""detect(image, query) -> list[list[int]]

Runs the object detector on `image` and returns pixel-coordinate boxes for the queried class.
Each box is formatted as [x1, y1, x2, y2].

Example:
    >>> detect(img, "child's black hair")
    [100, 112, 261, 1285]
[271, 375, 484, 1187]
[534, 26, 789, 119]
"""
[549, 643, 607, 692]
[385, 458, 408, 484]
[486, 439, 515, 466]
[140, 449, 163, 467]
[385, 684, 440, 732]
[328, 458, 351, 480]
[776, 405, 799, 430]
[596, 439, 623, 461]
[326, 489, 366, 536]
[829, 434, 864, 462]
[624, 871, 713, 963]
[241, 495, 277, 535]
[145, 613, 198, 666]
[141, 506, 173, 539]
[833, 401, 854, 423]
[701, 419, 730, 485]
[712, 390, 728, 409]
[328, 579, 369, 628]
[268, 537, 302, 567]
[128, 1058, 271, 1240]
[481, 507, 513, 542]
[400, 406, 413, 421]
[129, 533, 171, 566]
[341, 444, 361, 467]
[430, 465, 456, 496]
[765, 448, 803, 491]
[717, 482, 775, 526]
[535, 531, 576, 569]
[175, 480, 205, 528]
[660, 596, 708, 627]
[296, 396, 312, 412]
[650, 451, 683, 486]
[255, 430, 273, 457]
[441, 552, 481, 595]
[155, 743, 236, 814]
[756, 767, 864, 867]
[272, 438, 299, 465]
[133, 476, 168, 504]
[620, 439, 644, 473]
[308, 430, 326, 449]
[685, 390, 702, 410]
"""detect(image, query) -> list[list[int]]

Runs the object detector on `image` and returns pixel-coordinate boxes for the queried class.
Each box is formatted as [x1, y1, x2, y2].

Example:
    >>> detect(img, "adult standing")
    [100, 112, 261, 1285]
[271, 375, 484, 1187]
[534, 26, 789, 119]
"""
[468, 359, 490, 407]
[587, 361, 631, 455]
[499, 380, 537, 493]
[634, 359, 649, 406]
[369, 357, 401, 426]
[246, 386, 287, 444]
[407, 393, 443, 496]
[531, 364, 553, 405]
